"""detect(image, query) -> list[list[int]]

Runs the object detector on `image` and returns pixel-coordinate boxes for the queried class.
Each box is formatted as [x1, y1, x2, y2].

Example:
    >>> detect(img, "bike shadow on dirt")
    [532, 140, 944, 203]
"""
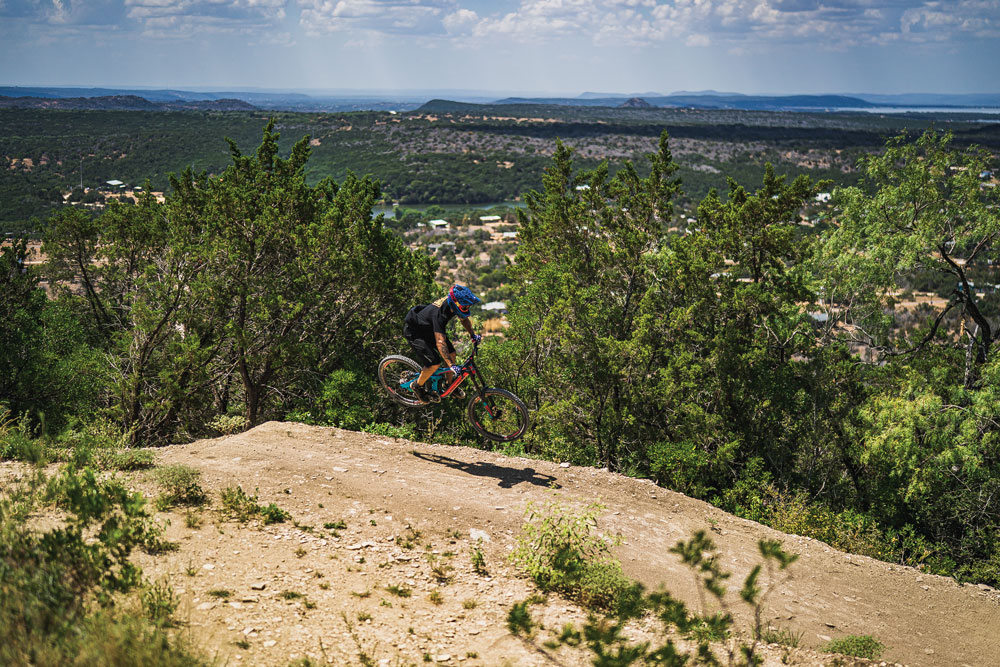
[412, 452, 561, 490]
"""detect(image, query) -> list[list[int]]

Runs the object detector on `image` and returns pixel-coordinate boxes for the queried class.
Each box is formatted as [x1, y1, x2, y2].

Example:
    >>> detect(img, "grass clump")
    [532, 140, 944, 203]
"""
[822, 635, 885, 659]
[760, 623, 802, 647]
[153, 464, 208, 510]
[142, 578, 179, 628]
[219, 485, 289, 524]
[509, 499, 640, 612]
[386, 584, 412, 598]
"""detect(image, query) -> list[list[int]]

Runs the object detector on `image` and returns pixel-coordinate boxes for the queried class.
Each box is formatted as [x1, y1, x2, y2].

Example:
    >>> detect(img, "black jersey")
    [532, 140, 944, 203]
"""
[403, 296, 457, 338]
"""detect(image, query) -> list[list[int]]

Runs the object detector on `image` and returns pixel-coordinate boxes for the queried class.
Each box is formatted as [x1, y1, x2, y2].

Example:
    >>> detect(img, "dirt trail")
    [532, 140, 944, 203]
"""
[139, 422, 1000, 666]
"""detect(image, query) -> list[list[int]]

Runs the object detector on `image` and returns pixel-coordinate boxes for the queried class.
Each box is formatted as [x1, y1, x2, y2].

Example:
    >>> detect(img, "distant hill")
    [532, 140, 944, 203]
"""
[0, 95, 258, 111]
[492, 93, 875, 110]
[849, 93, 1000, 107]
[619, 97, 653, 109]
[417, 99, 493, 113]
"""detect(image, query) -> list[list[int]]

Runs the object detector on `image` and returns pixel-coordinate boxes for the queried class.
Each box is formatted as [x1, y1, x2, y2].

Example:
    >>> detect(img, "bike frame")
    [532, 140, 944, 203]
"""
[429, 343, 501, 417]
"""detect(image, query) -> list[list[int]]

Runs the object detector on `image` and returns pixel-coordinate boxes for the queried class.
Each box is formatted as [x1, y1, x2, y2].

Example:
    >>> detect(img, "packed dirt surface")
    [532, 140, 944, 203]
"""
[133, 422, 1000, 666]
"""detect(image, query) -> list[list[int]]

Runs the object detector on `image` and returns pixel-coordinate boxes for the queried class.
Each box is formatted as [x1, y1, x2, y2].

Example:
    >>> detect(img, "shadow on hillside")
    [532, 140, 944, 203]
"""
[412, 452, 561, 490]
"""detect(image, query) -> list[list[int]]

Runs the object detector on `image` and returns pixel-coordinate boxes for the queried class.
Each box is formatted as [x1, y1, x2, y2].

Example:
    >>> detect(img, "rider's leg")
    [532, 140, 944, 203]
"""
[418, 364, 440, 386]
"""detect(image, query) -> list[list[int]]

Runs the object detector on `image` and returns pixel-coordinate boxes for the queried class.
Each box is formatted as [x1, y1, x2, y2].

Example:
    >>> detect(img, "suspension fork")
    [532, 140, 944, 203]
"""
[465, 362, 501, 416]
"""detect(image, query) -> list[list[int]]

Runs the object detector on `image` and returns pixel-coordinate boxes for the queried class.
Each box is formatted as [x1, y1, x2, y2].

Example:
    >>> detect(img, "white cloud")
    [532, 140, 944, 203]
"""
[123, 0, 288, 36]
[443, 7, 476, 32]
[430, 0, 1000, 50]
[299, 0, 451, 35]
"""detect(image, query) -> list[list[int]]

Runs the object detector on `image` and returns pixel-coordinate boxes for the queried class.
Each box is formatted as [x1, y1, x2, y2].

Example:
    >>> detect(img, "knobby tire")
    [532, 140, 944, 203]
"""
[466, 388, 530, 442]
[378, 355, 424, 407]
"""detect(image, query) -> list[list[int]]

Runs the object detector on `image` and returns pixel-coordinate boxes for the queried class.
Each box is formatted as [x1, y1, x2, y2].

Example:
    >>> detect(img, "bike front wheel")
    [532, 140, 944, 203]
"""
[466, 388, 530, 442]
[378, 355, 424, 407]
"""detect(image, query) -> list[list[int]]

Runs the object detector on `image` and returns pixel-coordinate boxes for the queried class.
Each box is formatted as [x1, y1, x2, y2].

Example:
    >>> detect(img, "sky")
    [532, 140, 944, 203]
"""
[0, 0, 997, 96]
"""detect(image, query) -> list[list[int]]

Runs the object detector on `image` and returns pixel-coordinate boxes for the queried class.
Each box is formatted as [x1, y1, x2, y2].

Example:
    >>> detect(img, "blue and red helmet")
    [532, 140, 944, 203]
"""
[447, 284, 480, 319]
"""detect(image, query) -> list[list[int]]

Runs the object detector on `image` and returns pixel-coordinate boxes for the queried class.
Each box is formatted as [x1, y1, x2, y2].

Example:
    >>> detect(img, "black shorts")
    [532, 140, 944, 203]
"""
[404, 327, 454, 368]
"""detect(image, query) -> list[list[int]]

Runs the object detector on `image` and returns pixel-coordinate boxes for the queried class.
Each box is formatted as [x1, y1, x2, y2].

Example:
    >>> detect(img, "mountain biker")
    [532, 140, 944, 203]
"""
[403, 284, 483, 404]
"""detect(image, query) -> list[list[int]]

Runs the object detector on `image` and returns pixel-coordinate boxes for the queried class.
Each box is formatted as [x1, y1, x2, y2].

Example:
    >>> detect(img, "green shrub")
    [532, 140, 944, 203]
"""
[153, 464, 208, 509]
[362, 421, 418, 440]
[220, 485, 260, 522]
[260, 502, 290, 525]
[98, 448, 156, 471]
[509, 499, 641, 612]
[822, 635, 885, 659]
[0, 463, 200, 664]
[0, 427, 48, 463]
[471, 541, 488, 576]
[520, 532, 799, 666]
[220, 485, 290, 525]
[206, 414, 249, 436]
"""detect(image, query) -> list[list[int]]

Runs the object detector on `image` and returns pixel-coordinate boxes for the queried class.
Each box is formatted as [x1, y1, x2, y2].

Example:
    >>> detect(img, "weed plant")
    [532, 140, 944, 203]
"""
[153, 464, 208, 509]
[509, 500, 801, 666]
[219, 485, 290, 524]
[822, 635, 885, 659]
[509, 499, 640, 612]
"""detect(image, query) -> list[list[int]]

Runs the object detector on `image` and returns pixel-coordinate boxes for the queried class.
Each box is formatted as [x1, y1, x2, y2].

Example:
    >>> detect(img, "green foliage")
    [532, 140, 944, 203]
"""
[386, 584, 412, 598]
[0, 240, 103, 429]
[206, 414, 249, 436]
[519, 532, 799, 666]
[153, 464, 208, 509]
[0, 463, 200, 664]
[40, 119, 434, 444]
[509, 499, 641, 612]
[759, 624, 802, 648]
[219, 485, 262, 522]
[142, 578, 180, 628]
[218, 485, 290, 525]
[471, 542, 488, 576]
[823, 129, 1000, 378]
[260, 502, 291, 525]
[822, 635, 885, 659]
[507, 600, 535, 636]
[98, 447, 156, 471]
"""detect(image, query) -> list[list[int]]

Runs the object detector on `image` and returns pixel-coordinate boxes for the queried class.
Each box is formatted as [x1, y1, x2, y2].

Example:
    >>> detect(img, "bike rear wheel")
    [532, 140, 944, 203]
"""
[378, 355, 424, 407]
[466, 388, 530, 442]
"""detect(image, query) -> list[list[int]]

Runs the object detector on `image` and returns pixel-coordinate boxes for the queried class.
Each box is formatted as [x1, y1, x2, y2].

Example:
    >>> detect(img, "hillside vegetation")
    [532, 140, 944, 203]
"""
[3, 115, 1000, 623]
[3, 105, 999, 231]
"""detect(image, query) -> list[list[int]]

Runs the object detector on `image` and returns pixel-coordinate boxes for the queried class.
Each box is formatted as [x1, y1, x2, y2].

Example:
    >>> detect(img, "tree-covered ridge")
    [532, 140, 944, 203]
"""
[3, 121, 1000, 592]
[3, 106, 998, 232]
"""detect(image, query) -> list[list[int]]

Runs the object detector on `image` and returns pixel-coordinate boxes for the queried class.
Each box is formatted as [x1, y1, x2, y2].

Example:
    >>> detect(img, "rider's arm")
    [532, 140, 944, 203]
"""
[460, 317, 475, 338]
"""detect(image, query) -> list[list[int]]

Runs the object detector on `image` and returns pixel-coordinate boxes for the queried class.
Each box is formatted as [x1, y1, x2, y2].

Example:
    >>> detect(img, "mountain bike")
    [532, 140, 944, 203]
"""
[377, 341, 530, 442]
